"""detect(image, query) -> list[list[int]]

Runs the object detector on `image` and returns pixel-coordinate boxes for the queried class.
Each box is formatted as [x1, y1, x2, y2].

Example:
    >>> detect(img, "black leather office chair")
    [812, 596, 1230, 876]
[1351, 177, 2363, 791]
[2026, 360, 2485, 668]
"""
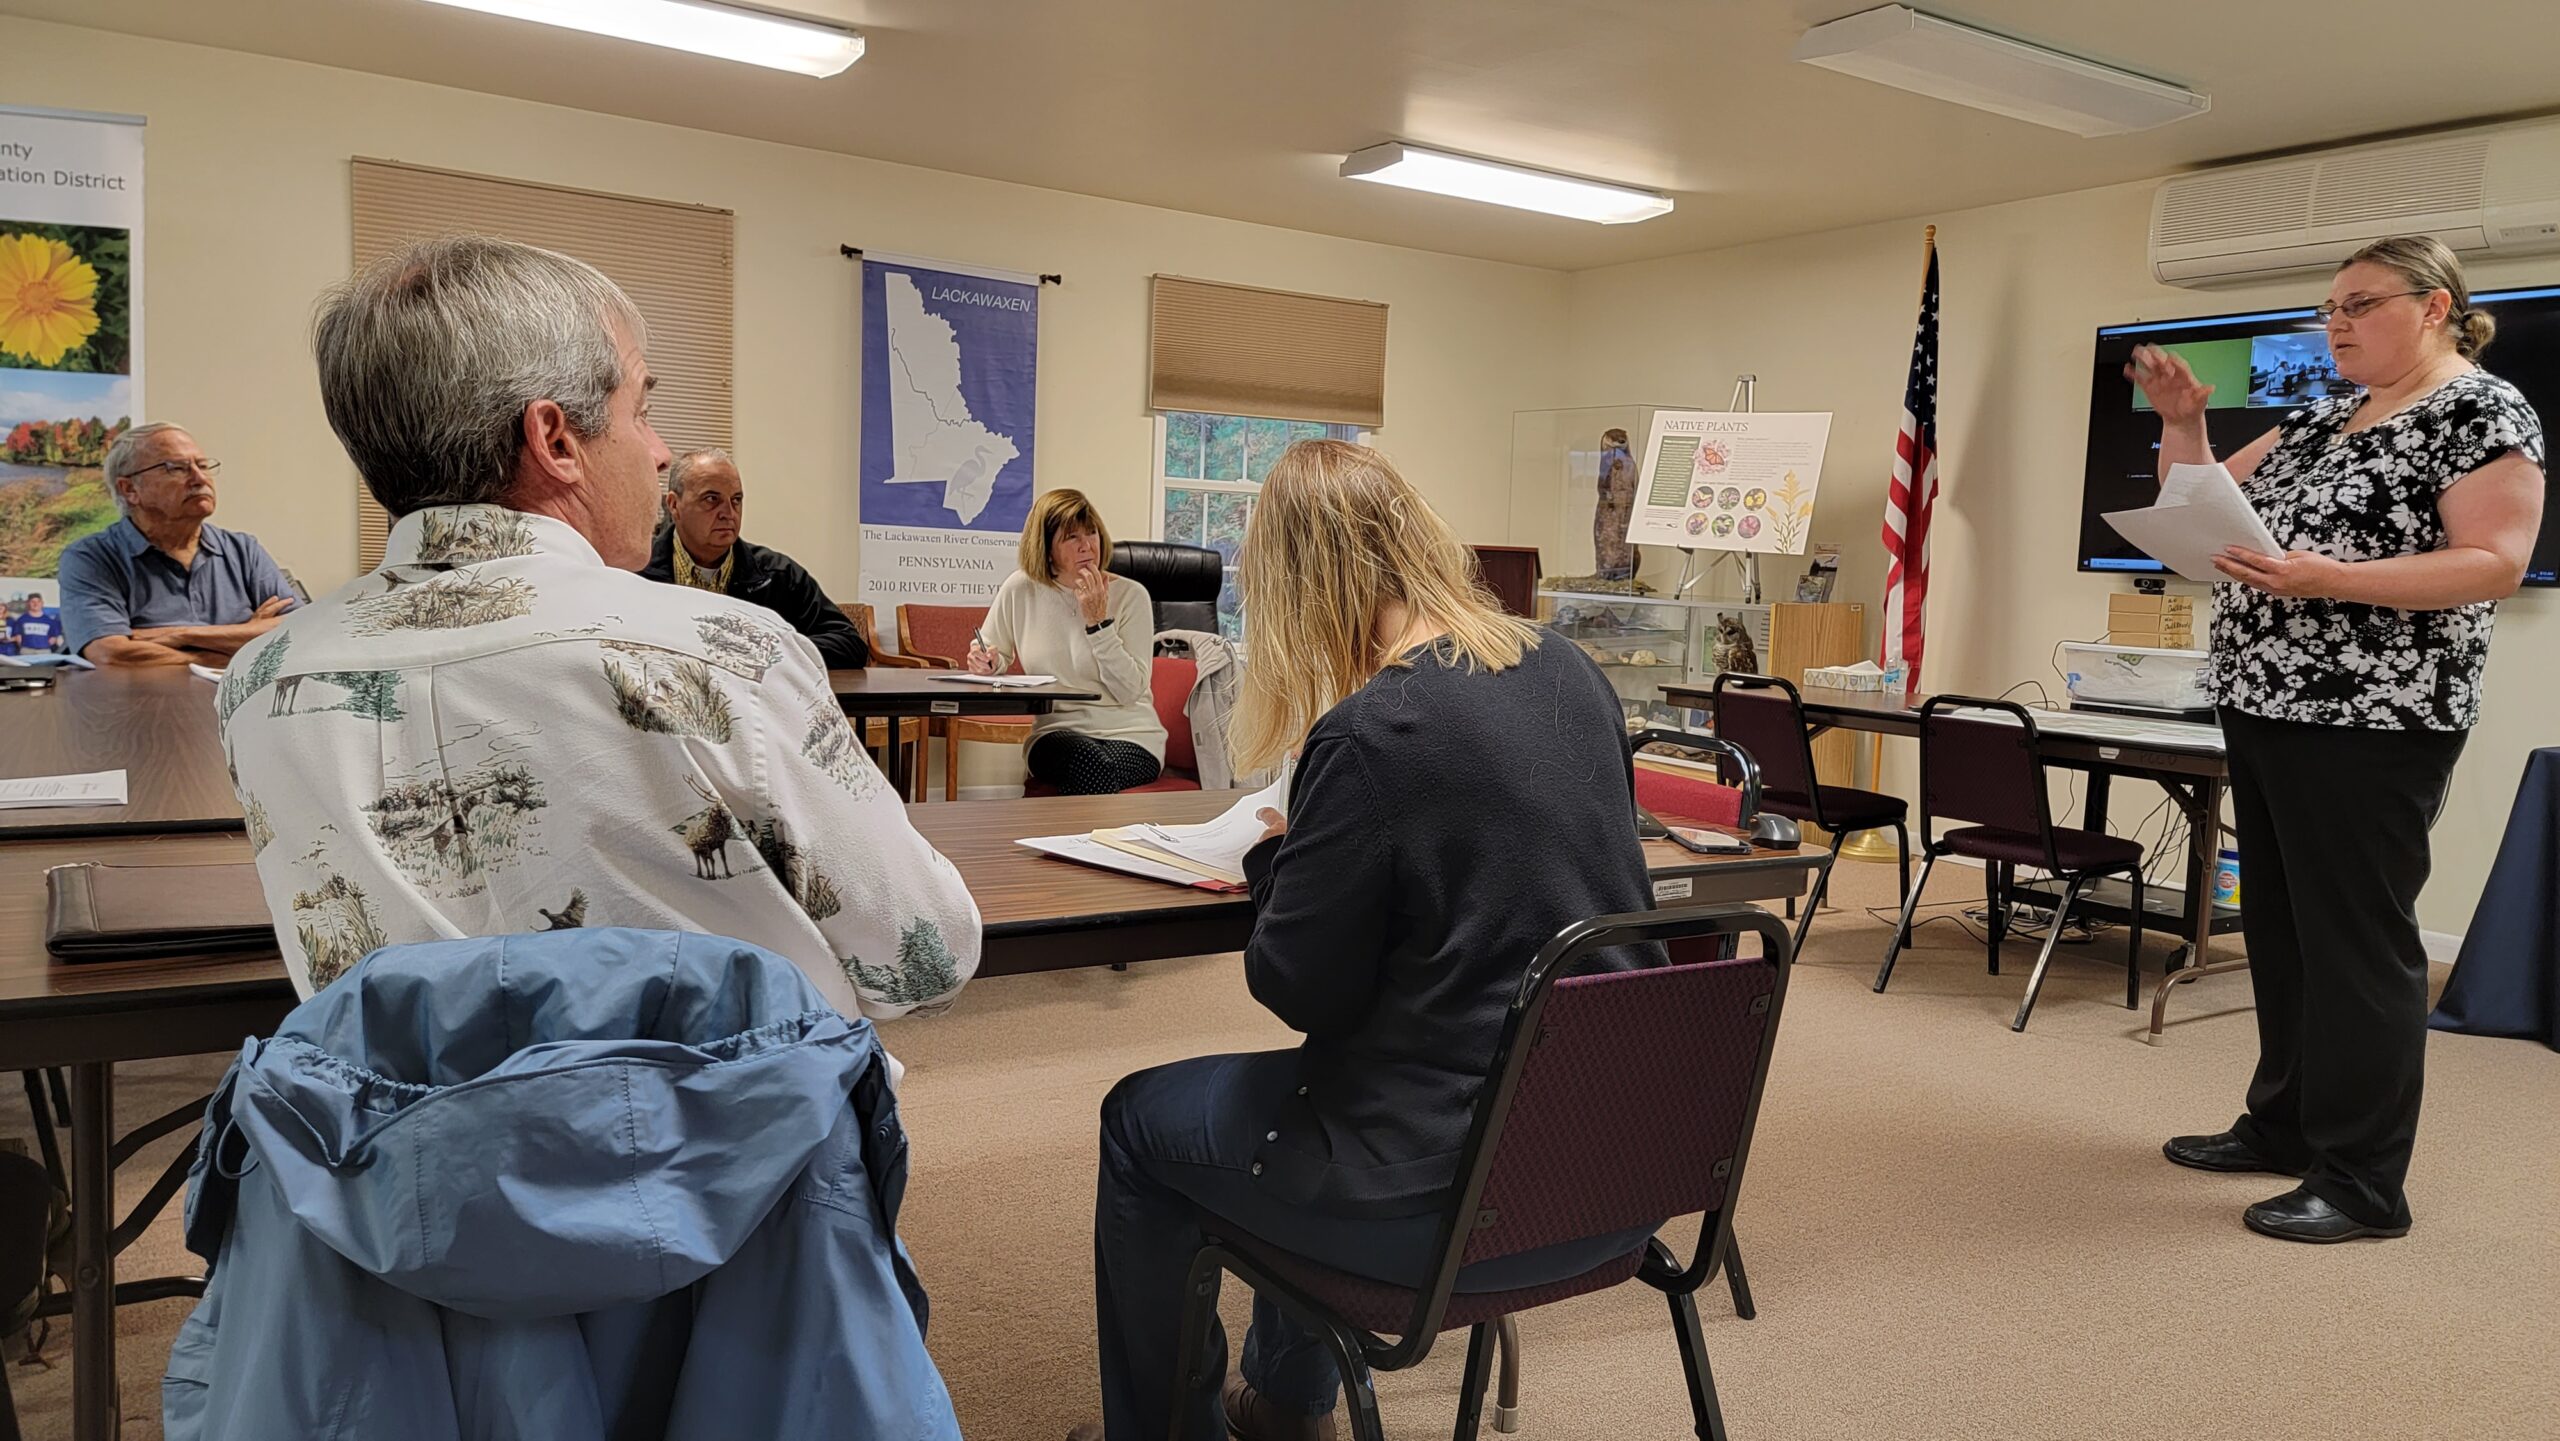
[1108, 540, 1223, 635]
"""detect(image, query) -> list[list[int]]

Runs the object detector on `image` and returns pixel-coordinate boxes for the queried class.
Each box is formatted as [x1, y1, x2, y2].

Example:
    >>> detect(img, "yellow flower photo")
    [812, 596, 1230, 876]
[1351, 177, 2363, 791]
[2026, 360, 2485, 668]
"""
[0, 223, 127, 374]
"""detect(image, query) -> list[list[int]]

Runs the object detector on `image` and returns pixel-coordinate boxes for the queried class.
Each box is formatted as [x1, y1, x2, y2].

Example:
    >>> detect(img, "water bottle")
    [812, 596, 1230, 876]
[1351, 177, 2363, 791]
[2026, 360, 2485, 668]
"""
[1881, 655, 1907, 696]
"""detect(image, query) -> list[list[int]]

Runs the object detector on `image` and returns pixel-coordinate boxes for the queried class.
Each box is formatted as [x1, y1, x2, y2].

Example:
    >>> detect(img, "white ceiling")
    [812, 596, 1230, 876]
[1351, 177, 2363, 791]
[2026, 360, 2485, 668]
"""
[13, 0, 2560, 270]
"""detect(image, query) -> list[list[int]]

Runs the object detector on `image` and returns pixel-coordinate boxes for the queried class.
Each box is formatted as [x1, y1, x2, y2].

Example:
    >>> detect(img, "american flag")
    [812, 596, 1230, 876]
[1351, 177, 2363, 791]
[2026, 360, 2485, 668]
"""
[1880, 237, 1939, 695]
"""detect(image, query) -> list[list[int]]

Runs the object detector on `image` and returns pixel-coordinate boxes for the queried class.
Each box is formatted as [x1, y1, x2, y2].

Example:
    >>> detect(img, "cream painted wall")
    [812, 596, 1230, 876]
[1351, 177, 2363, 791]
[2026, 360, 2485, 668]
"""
[2, 14, 1564, 595]
[1563, 180, 2558, 931]
[3, 13, 1566, 790]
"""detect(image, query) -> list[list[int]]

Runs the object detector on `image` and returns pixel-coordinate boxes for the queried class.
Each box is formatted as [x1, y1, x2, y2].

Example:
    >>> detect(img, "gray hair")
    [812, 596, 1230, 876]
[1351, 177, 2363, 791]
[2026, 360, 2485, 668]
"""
[101, 422, 190, 519]
[666, 447, 736, 497]
[311, 235, 646, 519]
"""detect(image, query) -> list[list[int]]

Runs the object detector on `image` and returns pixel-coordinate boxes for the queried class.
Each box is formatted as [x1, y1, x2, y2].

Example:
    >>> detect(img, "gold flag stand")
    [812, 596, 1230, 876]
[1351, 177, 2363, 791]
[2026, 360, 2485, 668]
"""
[1837, 222, 1934, 868]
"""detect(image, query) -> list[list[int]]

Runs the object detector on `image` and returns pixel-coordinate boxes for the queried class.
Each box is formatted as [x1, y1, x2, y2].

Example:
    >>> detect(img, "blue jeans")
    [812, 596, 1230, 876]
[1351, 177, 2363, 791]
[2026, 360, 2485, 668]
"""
[1093, 1051, 1654, 1441]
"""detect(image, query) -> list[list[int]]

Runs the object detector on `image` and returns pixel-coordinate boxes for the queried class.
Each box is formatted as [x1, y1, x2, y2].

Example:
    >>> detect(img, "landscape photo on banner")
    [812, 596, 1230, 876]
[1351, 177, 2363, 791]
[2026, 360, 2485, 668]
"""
[0, 107, 143, 625]
[857, 255, 1040, 631]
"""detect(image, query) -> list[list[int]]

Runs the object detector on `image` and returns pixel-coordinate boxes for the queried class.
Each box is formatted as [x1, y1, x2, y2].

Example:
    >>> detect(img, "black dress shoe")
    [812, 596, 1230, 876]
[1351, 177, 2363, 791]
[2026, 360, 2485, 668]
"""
[2242, 1187, 2408, 1244]
[2162, 1130, 2299, 1176]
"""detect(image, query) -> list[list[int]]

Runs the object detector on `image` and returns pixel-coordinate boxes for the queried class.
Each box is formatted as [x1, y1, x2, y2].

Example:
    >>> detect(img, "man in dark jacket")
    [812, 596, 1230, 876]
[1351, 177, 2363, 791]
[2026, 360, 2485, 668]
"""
[643, 448, 869, 668]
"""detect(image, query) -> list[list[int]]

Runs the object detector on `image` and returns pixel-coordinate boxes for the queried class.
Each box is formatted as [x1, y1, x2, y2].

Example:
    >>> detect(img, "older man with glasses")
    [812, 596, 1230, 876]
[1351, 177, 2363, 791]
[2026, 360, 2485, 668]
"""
[56, 422, 299, 666]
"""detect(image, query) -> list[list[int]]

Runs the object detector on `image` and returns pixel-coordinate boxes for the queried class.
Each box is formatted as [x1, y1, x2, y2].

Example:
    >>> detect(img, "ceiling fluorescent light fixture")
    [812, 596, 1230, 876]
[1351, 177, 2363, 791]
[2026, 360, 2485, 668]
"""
[1340, 143, 1673, 225]
[1793, 5, 2207, 137]
[416, 0, 864, 77]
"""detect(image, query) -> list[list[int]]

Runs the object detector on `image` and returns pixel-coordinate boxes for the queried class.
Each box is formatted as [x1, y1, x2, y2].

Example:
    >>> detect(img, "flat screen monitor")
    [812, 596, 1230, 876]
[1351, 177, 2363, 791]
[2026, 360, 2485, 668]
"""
[2080, 286, 2560, 585]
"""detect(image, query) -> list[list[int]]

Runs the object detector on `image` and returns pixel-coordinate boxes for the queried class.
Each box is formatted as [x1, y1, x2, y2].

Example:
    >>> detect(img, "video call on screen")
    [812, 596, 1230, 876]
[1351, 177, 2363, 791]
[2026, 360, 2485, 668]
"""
[2079, 286, 2560, 586]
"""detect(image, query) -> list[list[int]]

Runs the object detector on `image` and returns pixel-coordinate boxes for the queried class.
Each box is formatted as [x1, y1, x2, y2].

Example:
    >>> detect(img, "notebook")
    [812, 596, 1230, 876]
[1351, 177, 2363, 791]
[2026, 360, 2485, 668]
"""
[44, 861, 275, 962]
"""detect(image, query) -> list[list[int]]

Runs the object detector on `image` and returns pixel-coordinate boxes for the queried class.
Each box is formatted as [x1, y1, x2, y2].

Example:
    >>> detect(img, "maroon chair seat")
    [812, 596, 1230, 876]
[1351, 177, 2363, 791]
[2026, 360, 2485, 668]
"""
[1217, 1231, 1647, 1336]
[1175, 908, 1797, 1441]
[1763, 784, 1907, 832]
[1876, 696, 2147, 1032]
[1943, 824, 2142, 872]
[1018, 655, 1204, 797]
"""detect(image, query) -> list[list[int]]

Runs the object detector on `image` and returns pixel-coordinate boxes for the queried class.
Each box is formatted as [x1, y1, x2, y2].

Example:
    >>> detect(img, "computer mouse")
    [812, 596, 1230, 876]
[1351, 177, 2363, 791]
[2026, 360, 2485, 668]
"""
[1747, 812, 1802, 850]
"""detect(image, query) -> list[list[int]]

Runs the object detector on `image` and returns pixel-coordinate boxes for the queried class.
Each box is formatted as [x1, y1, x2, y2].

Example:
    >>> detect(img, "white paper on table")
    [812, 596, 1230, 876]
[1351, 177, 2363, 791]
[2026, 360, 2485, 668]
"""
[1113, 773, 1292, 877]
[0, 770, 127, 810]
[1016, 832, 1213, 887]
[933, 673, 1059, 687]
[2101, 463, 2285, 583]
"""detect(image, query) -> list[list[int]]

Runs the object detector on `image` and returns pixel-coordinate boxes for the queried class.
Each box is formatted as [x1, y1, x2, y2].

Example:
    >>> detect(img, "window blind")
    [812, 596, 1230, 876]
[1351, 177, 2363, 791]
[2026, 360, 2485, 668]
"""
[347, 158, 735, 569]
[1148, 275, 1387, 428]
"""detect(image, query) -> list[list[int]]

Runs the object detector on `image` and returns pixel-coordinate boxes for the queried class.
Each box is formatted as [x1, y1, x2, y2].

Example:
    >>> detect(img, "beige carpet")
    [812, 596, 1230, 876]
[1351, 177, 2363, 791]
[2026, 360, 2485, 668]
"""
[6, 859, 2556, 1440]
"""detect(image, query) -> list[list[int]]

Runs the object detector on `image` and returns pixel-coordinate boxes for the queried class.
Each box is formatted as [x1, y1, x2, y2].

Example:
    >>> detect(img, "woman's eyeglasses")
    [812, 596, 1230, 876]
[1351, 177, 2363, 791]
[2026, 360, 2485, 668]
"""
[2312, 290, 2432, 323]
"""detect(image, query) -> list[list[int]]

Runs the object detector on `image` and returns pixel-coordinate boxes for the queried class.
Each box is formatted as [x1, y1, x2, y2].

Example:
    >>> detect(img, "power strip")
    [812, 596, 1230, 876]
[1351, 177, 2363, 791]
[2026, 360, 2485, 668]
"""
[1964, 902, 2106, 942]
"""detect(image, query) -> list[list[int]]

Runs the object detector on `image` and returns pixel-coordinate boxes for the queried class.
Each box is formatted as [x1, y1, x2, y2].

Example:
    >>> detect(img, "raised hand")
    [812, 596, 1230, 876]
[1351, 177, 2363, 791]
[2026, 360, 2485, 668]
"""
[2125, 344, 2214, 426]
[1070, 564, 1110, 626]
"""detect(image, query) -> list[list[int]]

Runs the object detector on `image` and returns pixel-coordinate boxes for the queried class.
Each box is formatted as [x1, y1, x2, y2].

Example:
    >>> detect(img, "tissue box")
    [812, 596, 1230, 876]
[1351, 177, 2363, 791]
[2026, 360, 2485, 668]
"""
[2061, 643, 2209, 712]
[1804, 664, 1889, 692]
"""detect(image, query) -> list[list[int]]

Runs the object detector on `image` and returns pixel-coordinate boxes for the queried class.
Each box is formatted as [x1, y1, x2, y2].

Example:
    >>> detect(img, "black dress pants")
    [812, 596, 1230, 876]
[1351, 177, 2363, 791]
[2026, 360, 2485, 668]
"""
[2219, 706, 2466, 1229]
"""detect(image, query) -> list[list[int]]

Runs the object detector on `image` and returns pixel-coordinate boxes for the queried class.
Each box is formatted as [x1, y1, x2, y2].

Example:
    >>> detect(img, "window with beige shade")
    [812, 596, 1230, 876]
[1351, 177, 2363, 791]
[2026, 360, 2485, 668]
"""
[1147, 276, 1387, 430]
[347, 158, 735, 569]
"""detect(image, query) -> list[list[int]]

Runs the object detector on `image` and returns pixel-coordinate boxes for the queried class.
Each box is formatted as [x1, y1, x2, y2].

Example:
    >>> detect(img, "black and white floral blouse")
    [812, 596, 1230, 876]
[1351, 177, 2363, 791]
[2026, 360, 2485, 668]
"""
[2207, 369, 2543, 731]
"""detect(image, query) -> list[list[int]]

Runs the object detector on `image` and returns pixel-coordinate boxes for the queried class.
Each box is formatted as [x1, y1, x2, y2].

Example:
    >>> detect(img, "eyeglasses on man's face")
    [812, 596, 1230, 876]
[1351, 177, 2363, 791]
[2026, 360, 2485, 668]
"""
[127, 457, 223, 482]
[2313, 290, 2434, 324]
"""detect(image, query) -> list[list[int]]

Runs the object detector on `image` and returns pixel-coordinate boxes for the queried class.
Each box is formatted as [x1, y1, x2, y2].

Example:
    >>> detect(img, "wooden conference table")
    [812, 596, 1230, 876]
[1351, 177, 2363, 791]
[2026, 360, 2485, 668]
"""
[0, 785, 1822, 1441]
[0, 664, 1097, 837]
[829, 667, 1101, 795]
[1664, 680, 2241, 1039]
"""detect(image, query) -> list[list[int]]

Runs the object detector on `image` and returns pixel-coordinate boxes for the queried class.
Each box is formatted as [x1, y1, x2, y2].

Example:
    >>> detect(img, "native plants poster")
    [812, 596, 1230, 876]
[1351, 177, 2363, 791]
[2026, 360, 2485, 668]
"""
[0, 107, 141, 607]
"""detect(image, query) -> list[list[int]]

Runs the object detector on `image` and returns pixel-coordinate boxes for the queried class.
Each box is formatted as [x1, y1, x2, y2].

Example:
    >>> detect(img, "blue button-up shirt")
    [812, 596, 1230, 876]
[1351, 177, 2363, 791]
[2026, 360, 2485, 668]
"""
[56, 518, 297, 657]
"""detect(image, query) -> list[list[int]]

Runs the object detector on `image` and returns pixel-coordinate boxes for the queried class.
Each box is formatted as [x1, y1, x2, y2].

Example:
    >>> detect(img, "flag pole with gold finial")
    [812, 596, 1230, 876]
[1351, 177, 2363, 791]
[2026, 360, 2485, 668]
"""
[1838, 222, 1936, 866]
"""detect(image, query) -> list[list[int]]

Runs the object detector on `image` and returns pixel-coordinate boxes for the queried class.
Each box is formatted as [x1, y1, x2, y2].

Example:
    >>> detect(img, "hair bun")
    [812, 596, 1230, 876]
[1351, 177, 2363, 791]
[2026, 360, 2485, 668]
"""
[2457, 308, 2497, 359]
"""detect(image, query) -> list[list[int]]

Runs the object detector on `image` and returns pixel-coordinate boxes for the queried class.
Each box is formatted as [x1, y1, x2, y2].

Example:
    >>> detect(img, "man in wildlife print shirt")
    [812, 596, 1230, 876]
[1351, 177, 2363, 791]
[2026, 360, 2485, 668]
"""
[216, 235, 978, 1021]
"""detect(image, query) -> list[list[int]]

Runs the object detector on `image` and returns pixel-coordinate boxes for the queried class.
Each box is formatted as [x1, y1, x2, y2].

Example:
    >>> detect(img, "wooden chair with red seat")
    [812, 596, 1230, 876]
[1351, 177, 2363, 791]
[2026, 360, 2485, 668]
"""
[1018, 655, 1204, 796]
[896, 602, 1035, 800]
[841, 603, 928, 801]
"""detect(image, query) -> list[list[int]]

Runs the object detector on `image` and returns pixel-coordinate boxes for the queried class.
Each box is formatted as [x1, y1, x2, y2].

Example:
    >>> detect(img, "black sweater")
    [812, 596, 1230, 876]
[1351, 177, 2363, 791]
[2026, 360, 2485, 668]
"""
[1237, 630, 1654, 1217]
[642, 530, 869, 670]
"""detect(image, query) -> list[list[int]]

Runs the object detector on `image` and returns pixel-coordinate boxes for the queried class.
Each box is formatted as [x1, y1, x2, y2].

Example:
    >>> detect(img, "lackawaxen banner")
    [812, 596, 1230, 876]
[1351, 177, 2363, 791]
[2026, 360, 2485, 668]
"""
[0, 106, 143, 617]
[857, 253, 1040, 636]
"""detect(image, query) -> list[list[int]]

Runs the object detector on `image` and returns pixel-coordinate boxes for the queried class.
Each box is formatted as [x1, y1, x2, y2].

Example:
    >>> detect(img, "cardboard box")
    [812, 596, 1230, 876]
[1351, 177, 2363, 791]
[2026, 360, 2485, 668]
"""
[2105, 627, 2195, 650]
[2109, 592, 2196, 618]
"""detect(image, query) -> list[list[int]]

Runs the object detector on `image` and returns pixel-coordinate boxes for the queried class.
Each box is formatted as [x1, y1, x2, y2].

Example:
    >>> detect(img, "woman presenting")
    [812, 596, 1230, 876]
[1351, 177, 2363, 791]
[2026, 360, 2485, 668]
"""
[2136, 236, 2545, 1243]
[969, 489, 1166, 794]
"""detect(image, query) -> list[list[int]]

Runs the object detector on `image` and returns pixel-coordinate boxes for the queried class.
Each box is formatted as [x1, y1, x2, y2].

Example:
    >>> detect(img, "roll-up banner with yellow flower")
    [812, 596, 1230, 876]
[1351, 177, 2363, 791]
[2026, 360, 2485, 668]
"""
[0, 105, 142, 600]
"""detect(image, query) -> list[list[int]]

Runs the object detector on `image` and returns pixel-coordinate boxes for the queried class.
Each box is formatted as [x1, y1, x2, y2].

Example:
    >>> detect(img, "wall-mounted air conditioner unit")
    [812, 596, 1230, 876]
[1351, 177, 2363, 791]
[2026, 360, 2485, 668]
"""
[2150, 117, 2560, 288]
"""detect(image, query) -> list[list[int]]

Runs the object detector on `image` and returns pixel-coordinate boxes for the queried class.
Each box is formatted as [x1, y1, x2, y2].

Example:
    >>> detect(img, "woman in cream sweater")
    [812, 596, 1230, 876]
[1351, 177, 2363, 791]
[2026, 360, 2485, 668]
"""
[968, 489, 1167, 793]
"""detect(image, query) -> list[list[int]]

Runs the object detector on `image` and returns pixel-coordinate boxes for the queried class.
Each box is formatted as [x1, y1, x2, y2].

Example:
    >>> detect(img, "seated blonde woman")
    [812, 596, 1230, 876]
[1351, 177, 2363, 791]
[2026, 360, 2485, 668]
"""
[967, 489, 1167, 794]
[1070, 442, 1659, 1441]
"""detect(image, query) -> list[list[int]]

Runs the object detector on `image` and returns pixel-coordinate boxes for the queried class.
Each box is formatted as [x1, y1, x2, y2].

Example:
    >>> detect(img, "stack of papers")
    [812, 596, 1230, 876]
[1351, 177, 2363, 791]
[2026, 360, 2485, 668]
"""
[2101, 463, 2284, 583]
[0, 770, 127, 810]
[934, 673, 1058, 688]
[1017, 772, 1290, 891]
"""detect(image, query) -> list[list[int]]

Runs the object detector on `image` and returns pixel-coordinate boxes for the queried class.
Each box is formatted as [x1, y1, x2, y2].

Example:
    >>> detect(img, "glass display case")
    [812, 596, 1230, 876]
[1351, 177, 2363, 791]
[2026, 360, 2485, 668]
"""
[1544, 592, 1690, 731]
[1542, 592, 1784, 731]
[1509, 405, 1698, 595]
